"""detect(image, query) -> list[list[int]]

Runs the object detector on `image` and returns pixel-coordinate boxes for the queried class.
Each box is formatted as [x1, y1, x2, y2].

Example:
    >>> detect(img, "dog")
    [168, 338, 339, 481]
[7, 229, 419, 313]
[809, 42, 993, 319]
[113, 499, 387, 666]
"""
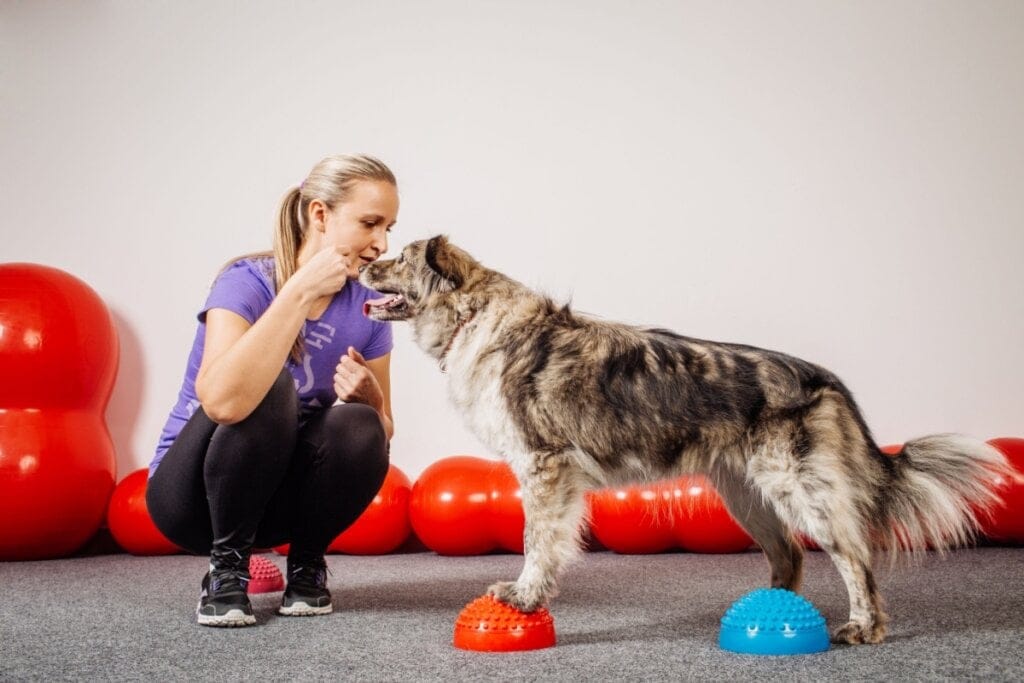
[359, 235, 1010, 644]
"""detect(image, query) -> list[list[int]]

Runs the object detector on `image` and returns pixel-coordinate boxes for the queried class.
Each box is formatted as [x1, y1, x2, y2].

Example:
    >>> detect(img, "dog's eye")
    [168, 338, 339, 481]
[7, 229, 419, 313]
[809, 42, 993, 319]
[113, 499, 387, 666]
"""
[397, 254, 405, 264]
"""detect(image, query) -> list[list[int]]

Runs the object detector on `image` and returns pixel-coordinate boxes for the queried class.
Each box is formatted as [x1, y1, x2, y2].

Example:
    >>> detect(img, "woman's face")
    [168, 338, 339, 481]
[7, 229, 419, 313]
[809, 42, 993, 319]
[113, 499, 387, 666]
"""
[310, 180, 399, 278]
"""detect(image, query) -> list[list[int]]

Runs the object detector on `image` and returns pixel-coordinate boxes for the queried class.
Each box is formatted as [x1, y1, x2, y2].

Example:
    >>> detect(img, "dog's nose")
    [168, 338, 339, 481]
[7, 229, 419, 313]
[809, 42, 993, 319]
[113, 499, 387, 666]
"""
[358, 264, 368, 274]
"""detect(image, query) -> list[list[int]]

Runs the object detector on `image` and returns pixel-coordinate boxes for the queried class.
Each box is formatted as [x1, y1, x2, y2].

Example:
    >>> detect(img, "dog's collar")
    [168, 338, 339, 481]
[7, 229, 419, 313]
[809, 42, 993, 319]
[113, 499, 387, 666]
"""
[439, 312, 476, 373]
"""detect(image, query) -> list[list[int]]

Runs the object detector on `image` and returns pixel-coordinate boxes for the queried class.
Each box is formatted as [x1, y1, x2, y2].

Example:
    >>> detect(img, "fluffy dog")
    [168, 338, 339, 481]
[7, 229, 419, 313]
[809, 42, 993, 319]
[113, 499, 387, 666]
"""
[359, 235, 1009, 644]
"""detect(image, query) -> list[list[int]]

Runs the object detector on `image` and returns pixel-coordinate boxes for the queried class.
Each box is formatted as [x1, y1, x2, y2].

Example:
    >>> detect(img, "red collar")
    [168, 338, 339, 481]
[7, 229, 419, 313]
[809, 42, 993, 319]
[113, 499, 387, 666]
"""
[439, 312, 476, 373]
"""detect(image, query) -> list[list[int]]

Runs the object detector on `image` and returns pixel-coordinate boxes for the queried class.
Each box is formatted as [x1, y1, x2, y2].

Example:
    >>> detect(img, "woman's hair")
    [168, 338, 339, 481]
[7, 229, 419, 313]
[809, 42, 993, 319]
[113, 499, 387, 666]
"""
[275, 154, 397, 297]
[223, 154, 397, 362]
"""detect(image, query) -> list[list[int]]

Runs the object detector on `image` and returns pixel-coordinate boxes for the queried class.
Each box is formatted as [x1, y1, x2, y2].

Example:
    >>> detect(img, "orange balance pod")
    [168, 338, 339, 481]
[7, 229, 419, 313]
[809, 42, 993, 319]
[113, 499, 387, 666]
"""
[453, 595, 556, 652]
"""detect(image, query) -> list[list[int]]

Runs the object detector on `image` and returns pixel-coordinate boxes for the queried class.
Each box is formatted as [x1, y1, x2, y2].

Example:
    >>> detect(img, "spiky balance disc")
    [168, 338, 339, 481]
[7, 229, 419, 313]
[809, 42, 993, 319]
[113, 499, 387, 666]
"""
[719, 587, 830, 655]
[247, 555, 284, 594]
[453, 595, 556, 652]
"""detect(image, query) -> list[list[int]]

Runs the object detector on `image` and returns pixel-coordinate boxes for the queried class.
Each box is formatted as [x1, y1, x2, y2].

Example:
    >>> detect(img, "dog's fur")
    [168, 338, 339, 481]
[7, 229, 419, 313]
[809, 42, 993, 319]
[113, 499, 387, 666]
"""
[359, 235, 1010, 644]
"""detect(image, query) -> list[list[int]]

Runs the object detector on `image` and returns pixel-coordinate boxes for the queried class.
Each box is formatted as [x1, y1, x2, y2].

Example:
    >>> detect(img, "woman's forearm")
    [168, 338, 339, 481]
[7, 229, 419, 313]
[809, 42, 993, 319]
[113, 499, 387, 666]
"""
[196, 283, 314, 423]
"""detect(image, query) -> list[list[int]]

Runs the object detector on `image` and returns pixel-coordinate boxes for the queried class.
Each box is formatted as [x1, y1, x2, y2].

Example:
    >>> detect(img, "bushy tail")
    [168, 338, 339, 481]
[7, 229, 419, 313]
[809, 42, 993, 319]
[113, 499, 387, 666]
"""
[875, 434, 1011, 553]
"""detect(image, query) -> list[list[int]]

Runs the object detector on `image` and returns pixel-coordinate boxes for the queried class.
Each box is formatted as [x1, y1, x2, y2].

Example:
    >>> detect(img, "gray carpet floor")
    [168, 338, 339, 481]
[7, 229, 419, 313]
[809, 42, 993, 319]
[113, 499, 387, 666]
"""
[2, 548, 1022, 681]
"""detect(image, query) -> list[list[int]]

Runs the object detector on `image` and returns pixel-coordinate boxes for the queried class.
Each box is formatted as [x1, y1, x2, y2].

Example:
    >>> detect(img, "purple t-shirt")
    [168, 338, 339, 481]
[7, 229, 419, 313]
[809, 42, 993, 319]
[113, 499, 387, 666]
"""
[150, 256, 393, 477]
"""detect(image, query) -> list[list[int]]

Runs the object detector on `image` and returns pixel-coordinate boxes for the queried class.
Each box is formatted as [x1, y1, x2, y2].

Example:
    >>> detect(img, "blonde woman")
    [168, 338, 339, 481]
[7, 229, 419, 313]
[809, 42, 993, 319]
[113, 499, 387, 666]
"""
[147, 155, 399, 627]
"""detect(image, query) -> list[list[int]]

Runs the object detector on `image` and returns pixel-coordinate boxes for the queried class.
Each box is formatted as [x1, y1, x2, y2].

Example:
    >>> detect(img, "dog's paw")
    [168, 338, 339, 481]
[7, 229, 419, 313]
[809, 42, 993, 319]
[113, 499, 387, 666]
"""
[831, 620, 886, 645]
[486, 581, 545, 612]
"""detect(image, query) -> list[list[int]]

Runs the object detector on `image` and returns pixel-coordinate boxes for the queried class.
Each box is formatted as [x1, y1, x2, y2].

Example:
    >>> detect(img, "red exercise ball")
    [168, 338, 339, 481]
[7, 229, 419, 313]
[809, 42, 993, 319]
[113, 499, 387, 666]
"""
[488, 461, 525, 554]
[980, 437, 1024, 544]
[329, 463, 412, 554]
[799, 533, 822, 551]
[587, 483, 677, 554]
[0, 264, 118, 560]
[107, 468, 180, 555]
[409, 456, 498, 555]
[670, 475, 754, 553]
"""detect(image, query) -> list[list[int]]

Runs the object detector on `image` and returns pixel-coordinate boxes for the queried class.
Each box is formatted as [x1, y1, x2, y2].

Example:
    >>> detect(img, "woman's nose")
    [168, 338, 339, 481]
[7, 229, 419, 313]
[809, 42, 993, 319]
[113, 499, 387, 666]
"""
[372, 232, 389, 255]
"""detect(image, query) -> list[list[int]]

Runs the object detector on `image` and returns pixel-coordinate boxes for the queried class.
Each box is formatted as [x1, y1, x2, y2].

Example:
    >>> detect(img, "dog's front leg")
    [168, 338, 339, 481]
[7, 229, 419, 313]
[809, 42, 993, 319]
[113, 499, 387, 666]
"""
[488, 452, 586, 612]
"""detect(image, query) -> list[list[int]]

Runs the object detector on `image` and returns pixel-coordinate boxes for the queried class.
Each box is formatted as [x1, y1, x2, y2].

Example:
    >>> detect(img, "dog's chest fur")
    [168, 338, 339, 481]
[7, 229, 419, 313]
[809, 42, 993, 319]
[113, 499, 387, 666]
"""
[441, 312, 528, 460]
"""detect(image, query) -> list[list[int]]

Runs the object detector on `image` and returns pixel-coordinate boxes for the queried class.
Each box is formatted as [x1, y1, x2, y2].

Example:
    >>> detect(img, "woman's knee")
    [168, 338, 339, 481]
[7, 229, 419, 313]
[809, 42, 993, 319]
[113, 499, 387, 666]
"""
[324, 403, 389, 474]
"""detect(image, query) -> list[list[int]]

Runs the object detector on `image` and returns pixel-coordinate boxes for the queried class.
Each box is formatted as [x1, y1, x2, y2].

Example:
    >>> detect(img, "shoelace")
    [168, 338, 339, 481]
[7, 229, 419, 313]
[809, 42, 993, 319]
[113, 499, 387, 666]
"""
[288, 561, 330, 589]
[210, 572, 248, 594]
[210, 548, 251, 593]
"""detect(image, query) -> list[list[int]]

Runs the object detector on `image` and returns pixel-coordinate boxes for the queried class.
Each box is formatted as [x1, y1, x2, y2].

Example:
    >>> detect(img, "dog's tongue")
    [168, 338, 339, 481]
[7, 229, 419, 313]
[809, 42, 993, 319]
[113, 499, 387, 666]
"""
[365, 295, 393, 308]
[362, 294, 402, 317]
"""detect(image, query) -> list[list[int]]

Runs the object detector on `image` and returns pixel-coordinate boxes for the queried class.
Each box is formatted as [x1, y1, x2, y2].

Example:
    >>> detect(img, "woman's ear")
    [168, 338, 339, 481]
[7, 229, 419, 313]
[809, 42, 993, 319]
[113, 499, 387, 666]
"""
[307, 199, 328, 233]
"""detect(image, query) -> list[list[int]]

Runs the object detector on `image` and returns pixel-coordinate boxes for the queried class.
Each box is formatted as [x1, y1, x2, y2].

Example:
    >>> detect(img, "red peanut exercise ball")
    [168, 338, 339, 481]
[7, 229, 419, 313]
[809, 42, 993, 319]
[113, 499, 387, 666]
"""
[0, 264, 118, 560]
[409, 456, 498, 555]
[329, 464, 413, 554]
[409, 456, 526, 555]
[488, 461, 526, 554]
[799, 534, 822, 551]
[980, 437, 1024, 544]
[587, 483, 677, 554]
[107, 468, 180, 555]
[671, 475, 754, 553]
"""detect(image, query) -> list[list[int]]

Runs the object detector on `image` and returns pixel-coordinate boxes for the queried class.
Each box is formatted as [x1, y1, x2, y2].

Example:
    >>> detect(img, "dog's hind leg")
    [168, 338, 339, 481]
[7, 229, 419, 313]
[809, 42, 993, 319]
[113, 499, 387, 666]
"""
[711, 467, 804, 592]
[746, 438, 889, 643]
[488, 451, 587, 612]
[820, 545, 887, 644]
[755, 465, 889, 644]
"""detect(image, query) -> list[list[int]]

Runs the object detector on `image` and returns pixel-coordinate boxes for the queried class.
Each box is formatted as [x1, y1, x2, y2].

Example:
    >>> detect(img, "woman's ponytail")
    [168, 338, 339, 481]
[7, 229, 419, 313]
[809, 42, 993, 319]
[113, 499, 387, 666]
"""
[274, 185, 307, 361]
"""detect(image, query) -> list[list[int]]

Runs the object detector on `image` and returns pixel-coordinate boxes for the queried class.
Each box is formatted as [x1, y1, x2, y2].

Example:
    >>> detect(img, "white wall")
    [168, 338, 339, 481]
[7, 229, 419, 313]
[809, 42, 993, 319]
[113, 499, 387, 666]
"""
[3, 0, 1022, 481]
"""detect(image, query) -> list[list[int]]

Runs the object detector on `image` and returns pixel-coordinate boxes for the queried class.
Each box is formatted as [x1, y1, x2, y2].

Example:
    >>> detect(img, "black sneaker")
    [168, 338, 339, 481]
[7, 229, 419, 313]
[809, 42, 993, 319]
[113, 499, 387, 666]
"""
[196, 553, 256, 627]
[279, 555, 332, 616]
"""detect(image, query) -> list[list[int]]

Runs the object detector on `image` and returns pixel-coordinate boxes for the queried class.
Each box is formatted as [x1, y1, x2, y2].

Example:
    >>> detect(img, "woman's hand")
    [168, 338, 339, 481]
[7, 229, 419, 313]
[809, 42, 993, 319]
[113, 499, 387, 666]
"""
[284, 245, 352, 306]
[334, 346, 385, 412]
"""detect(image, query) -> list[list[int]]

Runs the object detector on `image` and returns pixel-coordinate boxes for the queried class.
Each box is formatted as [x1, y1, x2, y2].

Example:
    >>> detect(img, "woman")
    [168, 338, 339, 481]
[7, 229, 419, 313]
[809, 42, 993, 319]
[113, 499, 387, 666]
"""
[147, 154, 399, 627]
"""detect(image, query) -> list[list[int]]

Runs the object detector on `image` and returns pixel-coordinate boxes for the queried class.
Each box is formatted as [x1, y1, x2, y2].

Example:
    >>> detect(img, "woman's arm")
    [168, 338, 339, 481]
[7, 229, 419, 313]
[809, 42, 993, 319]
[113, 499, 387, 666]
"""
[365, 353, 394, 440]
[194, 298, 305, 424]
[196, 246, 351, 424]
[334, 349, 395, 440]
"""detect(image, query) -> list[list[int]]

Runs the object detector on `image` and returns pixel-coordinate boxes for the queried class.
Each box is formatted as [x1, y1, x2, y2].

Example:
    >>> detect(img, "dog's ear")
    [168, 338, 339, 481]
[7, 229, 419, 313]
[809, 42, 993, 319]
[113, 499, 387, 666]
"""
[424, 234, 465, 290]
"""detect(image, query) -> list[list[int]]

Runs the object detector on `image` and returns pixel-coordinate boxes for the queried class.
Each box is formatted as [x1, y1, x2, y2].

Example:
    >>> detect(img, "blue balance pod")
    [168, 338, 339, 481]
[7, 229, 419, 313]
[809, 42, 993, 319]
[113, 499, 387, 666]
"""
[719, 588, 830, 655]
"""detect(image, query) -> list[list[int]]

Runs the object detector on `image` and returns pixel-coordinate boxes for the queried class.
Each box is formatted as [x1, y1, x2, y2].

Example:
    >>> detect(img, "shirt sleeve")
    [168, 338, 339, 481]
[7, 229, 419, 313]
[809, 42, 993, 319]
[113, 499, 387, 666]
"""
[197, 262, 273, 325]
[362, 320, 393, 361]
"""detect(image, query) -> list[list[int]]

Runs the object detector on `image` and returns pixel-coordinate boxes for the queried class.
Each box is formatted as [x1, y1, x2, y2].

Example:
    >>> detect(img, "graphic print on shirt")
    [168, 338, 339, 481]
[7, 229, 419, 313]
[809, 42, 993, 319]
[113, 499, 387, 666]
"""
[293, 321, 338, 415]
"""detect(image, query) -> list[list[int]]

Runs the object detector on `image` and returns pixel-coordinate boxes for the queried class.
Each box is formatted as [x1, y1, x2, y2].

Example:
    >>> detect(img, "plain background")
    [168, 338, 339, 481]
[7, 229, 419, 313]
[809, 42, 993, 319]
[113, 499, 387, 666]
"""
[3, 1, 1022, 482]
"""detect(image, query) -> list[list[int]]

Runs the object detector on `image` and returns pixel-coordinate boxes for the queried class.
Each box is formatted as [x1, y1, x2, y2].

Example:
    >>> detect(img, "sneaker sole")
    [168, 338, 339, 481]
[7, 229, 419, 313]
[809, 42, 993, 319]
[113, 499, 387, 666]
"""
[278, 601, 333, 616]
[196, 602, 257, 627]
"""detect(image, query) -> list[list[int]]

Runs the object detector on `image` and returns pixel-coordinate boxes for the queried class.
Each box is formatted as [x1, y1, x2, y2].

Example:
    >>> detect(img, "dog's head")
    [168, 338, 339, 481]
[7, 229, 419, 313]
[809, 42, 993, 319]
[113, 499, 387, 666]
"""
[359, 235, 478, 322]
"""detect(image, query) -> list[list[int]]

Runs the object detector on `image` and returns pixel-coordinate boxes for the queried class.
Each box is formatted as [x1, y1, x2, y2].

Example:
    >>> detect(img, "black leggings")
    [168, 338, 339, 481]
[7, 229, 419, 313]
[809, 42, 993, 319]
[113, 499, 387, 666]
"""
[146, 370, 389, 562]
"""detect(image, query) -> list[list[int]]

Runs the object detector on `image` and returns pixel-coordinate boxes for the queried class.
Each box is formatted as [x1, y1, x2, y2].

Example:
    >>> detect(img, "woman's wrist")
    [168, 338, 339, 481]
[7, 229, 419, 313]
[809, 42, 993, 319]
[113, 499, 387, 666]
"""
[278, 277, 316, 314]
[357, 388, 385, 415]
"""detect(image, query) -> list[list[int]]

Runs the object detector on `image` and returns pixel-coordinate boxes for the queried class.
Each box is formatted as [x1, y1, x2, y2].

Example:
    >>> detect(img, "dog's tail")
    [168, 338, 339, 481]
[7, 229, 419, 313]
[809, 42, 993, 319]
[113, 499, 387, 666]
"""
[874, 434, 1011, 553]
